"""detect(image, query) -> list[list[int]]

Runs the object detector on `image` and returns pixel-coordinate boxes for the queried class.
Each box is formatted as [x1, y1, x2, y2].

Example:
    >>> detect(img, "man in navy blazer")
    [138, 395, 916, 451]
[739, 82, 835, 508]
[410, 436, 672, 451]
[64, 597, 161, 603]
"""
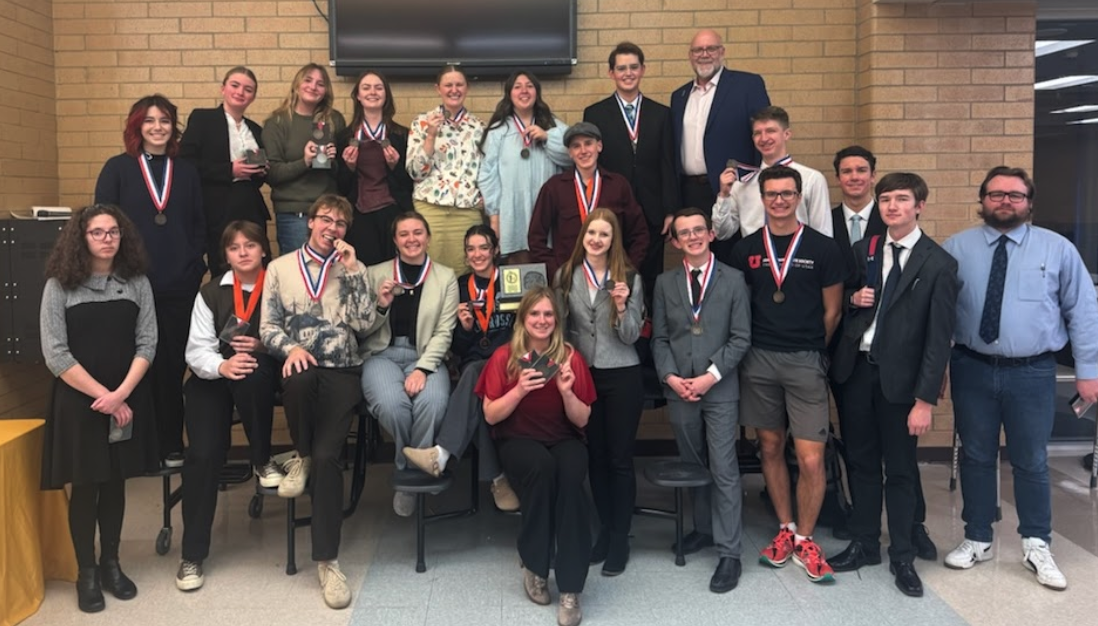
[671, 29, 770, 261]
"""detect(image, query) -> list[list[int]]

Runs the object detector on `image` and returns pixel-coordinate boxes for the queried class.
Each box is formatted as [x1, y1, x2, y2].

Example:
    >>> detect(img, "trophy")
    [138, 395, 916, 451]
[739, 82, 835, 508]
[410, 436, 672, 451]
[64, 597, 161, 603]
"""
[244, 148, 268, 167]
[312, 122, 332, 169]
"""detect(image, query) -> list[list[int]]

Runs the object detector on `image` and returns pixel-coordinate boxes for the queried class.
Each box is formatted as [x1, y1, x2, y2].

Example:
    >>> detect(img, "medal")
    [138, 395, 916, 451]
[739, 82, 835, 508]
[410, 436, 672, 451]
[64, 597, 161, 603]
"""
[138, 153, 173, 226]
[684, 253, 715, 329]
[380, 139, 391, 149]
[573, 168, 602, 222]
[691, 324, 703, 336]
[442, 105, 467, 124]
[614, 93, 642, 147]
[468, 270, 498, 338]
[391, 285, 405, 296]
[520, 148, 530, 159]
[312, 124, 324, 141]
[479, 336, 491, 348]
[358, 119, 386, 144]
[297, 244, 337, 302]
[513, 115, 533, 159]
[762, 222, 805, 307]
[393, 256, 432, 297]
[348, 138, 359, 148]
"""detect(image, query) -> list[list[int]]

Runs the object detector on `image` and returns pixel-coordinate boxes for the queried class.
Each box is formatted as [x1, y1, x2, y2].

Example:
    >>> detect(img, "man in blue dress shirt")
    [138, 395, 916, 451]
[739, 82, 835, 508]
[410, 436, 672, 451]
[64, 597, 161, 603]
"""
[942, 166, 1098, 590]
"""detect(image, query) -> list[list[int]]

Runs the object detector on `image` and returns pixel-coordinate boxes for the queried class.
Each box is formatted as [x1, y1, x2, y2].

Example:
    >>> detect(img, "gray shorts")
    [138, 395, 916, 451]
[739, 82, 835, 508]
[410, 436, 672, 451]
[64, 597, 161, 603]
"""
[739, 347, 830, 443]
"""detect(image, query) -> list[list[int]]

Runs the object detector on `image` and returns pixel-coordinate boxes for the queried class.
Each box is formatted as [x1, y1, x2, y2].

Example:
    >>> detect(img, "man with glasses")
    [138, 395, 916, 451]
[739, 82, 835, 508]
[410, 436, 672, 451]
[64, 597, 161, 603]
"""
[712, 106, 832, 243]
[651, 207, 752, 593]
[585, 42, 679, 303]
[941, 166, 1098, 591]
[260, 194, 378, 609]
[729, 166, 845, 584]
[671, 29, 770, 262]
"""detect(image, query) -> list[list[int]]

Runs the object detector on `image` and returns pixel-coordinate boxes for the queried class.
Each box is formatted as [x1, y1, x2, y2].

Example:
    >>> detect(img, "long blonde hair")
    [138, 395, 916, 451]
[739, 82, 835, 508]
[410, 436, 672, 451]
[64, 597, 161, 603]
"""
[556, 208, 634, 329]
[506, 287, 570, 380]
[268, 63, 336, 126]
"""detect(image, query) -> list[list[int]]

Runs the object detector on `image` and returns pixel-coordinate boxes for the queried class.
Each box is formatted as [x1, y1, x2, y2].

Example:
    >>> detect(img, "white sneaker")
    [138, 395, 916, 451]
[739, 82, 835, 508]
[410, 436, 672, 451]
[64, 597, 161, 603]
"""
[175, 559, 204, 591]
[255, 458, 285, 489]
[1022, 537, 1067, 590]
[393, 491, 416, 517]
[317, 561, 351, 609]
[945, 539, 993, 569]
[277, 454, 310, 498]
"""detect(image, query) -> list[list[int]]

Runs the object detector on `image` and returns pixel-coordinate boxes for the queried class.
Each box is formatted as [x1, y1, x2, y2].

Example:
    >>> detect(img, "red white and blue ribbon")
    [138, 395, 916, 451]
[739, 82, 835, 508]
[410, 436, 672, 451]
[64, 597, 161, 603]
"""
[683, 253, 715, 323]
[511, 115, 532, 150]
[139, 154, 173, 213]
[442, 105, 467, 125]
[573, 168, 602, 221]
[298, 244, 338, 302]
[393, 255, 433, 290]
[582, 258, 610, 290]
[357, 119, 386, 142]
[762, 222, 805, 296]
[614, 93, 642, 145]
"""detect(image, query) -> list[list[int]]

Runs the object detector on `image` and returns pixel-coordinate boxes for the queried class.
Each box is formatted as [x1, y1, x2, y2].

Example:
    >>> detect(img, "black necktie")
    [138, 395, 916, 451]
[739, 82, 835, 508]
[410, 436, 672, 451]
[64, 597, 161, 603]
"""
[979, 235, 1009, 344]
[690, 269, 702, 305]
[871, 244, 903, 358]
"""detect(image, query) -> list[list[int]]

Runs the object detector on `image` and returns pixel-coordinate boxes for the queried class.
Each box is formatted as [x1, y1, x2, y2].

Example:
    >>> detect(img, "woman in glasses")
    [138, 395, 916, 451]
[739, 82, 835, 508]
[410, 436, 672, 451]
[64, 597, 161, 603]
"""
[95, 94, 205, 470]
[360, 211, 459, 516]
[406, 65, 486, 270]
[477, 70, 571, 263]
[179, 66, 270, 274]
[40, 204, 159, 613]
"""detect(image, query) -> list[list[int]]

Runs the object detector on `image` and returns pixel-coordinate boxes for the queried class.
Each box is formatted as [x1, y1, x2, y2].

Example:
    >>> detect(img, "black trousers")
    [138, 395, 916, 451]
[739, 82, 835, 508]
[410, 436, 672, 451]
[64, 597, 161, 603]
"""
[681, 177, 737, 266]
[180, 354, 279, 562]
[500, 438, 590, 593]
[588, 365, 643, 537]
[434, 359, 501, 480]
[69, 478, 126, 569]
[152, 294, 194, 458]
[281, 365, 361, 561]
[837, 354, 920, 563]
[345, 203, 401, 268]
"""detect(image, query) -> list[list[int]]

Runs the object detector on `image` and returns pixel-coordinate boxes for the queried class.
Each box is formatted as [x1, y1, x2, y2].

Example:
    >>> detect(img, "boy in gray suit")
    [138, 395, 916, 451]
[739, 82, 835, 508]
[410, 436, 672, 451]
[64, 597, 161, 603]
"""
[651, 207, 752, 593]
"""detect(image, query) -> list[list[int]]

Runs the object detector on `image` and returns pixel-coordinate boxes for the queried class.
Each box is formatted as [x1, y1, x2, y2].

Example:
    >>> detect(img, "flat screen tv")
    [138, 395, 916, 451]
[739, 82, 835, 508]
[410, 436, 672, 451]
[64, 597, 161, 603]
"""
[328, 0, 577, 78]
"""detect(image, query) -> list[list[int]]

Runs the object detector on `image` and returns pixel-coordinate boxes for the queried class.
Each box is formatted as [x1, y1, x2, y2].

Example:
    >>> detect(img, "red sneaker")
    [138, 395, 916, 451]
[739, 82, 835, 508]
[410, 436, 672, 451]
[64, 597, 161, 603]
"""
[759, 527, 796, 567]
[793, 539, 836, 583]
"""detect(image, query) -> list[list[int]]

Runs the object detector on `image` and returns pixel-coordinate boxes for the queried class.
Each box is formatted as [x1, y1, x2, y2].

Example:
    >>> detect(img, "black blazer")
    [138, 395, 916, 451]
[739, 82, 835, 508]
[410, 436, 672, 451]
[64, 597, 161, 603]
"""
[335, 123, 414, 212]
[829, 233, 959, 405]
[584, 95, 679, 226]
[179, 104, 269, 223]
[670, 68, 770, 195]
[831, 203, 886, 285]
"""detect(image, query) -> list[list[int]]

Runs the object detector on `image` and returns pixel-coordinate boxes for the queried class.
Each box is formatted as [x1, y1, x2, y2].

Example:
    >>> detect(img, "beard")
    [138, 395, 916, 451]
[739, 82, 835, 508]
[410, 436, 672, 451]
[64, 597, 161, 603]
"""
[694, 62, 719, 82]
[979, 205, 1031, 230]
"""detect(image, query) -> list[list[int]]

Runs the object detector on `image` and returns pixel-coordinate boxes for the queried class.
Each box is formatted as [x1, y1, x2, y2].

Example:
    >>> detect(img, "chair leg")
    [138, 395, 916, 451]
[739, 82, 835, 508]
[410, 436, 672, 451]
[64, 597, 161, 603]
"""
[415, 493, 427, 573]
[286, 497, 297, 575]
[674, 487, 685, 567]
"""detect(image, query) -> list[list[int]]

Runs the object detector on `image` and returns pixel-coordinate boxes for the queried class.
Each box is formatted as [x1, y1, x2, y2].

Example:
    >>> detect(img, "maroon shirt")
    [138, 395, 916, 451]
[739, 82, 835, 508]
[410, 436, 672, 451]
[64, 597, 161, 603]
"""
[475, 345, 596, 445]
[527, 167, 649, 277]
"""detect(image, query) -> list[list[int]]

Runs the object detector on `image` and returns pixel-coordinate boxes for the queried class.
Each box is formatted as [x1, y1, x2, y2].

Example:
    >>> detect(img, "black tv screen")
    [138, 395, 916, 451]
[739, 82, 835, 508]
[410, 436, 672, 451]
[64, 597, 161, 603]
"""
[328, 0, 577, 78]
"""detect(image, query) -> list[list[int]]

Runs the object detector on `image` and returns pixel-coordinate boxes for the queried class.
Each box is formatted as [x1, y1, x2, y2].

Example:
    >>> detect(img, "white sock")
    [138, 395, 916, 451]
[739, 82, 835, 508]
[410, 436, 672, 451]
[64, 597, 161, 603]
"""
[794, 533, 811, 545]
[781, 522, 797, 533]
[436, 446, 451, 471]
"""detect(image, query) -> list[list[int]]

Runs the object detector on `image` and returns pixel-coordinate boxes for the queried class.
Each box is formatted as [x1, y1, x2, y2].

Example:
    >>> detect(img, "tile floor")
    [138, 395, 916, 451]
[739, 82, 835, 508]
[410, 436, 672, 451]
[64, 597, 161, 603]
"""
[22, 447, 1098, 626]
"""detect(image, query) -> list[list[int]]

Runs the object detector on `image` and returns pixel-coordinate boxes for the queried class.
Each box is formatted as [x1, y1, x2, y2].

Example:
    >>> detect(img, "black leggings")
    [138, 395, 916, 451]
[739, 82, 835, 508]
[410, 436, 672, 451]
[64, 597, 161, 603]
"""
[69, 478, 127, 569]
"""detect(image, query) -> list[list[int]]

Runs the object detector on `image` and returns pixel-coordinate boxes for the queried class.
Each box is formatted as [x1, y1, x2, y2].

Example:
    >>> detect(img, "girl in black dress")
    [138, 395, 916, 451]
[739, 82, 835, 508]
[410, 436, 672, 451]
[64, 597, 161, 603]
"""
[39, 204, 159, 613]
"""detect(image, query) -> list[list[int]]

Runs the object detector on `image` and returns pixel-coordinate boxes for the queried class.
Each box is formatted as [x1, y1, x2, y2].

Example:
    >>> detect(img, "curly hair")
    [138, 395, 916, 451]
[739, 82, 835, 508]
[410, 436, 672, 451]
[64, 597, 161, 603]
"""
[45, 204, 149, 290]
[123, 95, 181, 157]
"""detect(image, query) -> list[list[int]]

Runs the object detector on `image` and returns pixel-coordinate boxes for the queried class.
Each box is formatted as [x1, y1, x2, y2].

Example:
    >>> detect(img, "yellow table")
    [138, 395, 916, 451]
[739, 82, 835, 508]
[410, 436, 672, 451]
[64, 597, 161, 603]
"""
[0, 419, 78, 626]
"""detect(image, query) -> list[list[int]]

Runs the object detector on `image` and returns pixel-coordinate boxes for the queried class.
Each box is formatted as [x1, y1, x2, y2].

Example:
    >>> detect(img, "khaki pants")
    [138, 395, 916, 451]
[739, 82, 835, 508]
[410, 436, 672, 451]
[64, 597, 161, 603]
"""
[413, 200, 484, 271]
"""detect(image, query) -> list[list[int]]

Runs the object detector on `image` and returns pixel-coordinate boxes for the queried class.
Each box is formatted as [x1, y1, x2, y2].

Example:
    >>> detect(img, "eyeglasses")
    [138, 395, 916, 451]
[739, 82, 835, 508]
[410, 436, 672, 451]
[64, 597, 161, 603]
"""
[762, 190, 800, 202]
[985, 191, 1029, 203]
[313, 214, 349, 229]
[689, 45, 723, 57]
[87, 228, 121, 241]
[613, 63, 642, 73]
[676, 226, 709, 239]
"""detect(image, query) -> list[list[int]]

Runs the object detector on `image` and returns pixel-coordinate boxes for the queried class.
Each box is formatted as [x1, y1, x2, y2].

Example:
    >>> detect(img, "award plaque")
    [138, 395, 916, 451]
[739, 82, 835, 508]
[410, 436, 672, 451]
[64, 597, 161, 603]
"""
[312, 123, 332, 170]
[498, 263, 548, 311]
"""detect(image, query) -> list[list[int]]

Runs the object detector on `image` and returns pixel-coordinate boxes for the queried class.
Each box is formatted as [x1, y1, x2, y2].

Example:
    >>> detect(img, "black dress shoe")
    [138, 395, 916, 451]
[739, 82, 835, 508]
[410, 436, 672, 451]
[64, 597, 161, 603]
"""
[76, 567, 105, 613]
[99, 559, 137, 600]
[828, 541, 882, 572]
[670, 531, 714, 555]
[590, 528, 609, 564]
[709, 557, 742, 593]
[890, 561, 924, 597]
[602, 533, 630, 576]
[911, 524, 938, 561]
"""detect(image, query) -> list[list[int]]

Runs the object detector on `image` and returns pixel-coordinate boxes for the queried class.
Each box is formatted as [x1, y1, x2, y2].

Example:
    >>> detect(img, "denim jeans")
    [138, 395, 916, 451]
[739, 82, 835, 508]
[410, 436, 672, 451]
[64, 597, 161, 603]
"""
[950, 348, 1056, 543]
[275, 212, 309, 256]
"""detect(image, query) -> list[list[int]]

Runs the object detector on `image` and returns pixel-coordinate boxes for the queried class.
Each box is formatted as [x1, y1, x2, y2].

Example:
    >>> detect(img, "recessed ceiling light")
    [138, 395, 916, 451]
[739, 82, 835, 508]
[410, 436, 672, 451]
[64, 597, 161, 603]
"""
[1035, 40, 1095, 57]
[1035, 75, 1098, 90]
[1051, 105, 1098, 114]
[1067, 117, 1098, 125]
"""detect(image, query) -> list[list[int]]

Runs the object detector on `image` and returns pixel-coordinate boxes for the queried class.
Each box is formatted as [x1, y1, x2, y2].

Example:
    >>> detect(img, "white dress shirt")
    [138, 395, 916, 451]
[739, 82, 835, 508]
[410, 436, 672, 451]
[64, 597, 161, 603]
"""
[680, 67, 723, 176]
[711, 160, 833, 239]
[185, 272, 259, 380]
[685, 256, 724, 382]
[860, 226, 922, 351]
[226, 110, 260, 181]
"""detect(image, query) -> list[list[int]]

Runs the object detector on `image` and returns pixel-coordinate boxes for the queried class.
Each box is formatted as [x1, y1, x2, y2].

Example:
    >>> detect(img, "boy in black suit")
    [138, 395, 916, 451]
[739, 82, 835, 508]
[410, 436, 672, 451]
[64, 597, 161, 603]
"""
[827, 173, 959, 597]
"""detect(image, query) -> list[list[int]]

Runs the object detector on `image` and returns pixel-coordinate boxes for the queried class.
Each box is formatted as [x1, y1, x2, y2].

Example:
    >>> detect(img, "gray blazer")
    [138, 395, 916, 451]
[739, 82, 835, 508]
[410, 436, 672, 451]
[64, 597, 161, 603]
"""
[558, 268, 644, 369]
[651, 261, 751, 401]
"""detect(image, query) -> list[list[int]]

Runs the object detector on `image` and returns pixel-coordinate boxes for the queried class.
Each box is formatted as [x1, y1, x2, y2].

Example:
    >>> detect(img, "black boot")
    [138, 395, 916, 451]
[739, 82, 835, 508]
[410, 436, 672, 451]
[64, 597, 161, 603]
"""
[602, 532, 630, 576]
[76, 567, 105, 613]
[99, 559, 137, 600]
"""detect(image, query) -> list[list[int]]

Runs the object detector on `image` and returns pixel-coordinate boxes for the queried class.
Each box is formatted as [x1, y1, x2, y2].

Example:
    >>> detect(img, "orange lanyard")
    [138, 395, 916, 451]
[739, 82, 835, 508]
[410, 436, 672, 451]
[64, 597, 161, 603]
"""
[233, 269, 264, 323]
[467, 271, 497, 334]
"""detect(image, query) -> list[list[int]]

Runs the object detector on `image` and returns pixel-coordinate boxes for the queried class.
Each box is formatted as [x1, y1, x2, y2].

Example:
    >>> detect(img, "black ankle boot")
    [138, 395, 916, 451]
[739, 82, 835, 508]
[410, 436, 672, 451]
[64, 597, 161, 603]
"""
[99, 559, 137, 600]
[602, 532, 630, 576]
[76, 567, 105, 613]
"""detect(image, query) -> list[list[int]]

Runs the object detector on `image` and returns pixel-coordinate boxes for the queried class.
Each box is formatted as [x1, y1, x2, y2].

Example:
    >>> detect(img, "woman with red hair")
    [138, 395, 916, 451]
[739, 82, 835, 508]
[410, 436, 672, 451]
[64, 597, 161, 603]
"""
[95, 94, 205, 469]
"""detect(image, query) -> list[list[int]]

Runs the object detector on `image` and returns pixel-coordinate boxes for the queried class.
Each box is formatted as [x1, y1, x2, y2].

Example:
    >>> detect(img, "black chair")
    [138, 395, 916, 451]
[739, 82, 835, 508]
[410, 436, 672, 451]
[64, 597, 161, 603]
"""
[635, 460, 712, 566]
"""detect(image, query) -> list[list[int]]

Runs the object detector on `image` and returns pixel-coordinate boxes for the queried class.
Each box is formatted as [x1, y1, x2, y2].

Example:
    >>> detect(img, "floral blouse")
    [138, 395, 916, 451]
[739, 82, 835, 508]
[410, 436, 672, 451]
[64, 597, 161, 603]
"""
[406, 109, 485, 208]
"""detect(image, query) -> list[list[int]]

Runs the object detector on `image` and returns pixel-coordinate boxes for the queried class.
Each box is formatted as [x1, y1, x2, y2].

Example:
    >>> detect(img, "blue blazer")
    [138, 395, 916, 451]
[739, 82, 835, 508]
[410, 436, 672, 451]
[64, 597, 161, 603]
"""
[670, 68, 770, 196]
